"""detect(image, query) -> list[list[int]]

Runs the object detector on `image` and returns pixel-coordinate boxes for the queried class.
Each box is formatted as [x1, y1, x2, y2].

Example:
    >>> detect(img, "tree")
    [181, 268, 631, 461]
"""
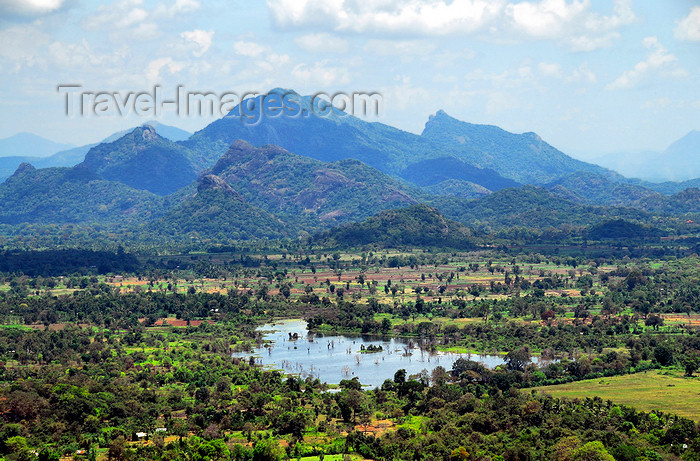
[340, 376, 362, 390]
[195, 386, 210, 403]
[38, 448, 60, 461]
[431, 366, 450, 386]
[243, 422, 254, 442]
[277, 410, 309, 439]
[394, 369, 406, 385]
[653, 343, 674, 366]
[468, 284, 481, 299]
[505, 346, 531, 371]
[451, 358, 491, 383]
[681, 352, 700, 377]
[5, 436, 28, 454]
[338, 389, 365, 423]
[645, 314, 664, 330]
[253, 438, 285, 461]
[571, 441, 615, 461]
[108, 436, 126, 461]
[381, 318, 392, 335]
[279, 284, 291, 299]
[199, 439, 230, 460]
[552, 436, 582, 461]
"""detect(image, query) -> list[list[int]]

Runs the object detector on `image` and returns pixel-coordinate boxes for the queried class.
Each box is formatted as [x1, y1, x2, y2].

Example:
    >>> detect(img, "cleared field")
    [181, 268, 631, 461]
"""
[299, 456, 367, 461]
[534, 369, 700, 421]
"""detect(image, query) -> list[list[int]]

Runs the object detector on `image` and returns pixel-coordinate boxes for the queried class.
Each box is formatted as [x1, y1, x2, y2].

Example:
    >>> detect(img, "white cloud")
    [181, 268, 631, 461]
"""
[0, 25, 50, 71]
[295, 33, 348, 53]
[567, 0, 635, 51]
[538, 62, 563, 78]
[48, 40, 130, 71]
[675, 6, 700, 42]
[606, 36, 687, 90]
[83, 0, 148, 29]
[228, 39, 292, 84]
[233, 40, 269, 58]
[130, 22, 160, 40]
[290, 61, 350, 86]
[380, 76, 434, 112]
[153, 0, 200, 17]
[267, 0, 635, 51]
[268, 0, 503, 35]
[531, 61, 598, 84]
[502, 0, 636, 51]
[145, 57, 184, 82]
[49, 40, 100, 67]
[83, 0, 199, 39]
[567, 33, 618, 52]
[506, 0, 588, 38]
[559, 106, 581, 121]
[566, 63, 596, 83]
[0, 0, 66, 16]
[180, 29, 213, 57]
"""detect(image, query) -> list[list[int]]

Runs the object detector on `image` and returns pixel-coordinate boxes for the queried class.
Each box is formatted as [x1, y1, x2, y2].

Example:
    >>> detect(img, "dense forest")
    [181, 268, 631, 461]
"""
[0, 244, 698, 460]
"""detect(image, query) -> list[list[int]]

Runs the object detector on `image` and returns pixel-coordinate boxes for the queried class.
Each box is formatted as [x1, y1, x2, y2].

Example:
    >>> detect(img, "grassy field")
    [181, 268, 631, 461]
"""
[534, 369, 700, 421]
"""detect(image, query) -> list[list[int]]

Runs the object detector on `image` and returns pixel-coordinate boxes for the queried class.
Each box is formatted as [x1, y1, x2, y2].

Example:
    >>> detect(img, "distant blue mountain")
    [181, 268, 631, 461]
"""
[184, 89, 619, 188]
[0, 146, 92, 183]
[4, 87, 697, 235]
[590, 130, 700, 182]
[0, 122, 193, 183]
[0, 132, 75, 158]
[399, 156, 520, 192]
[421, 110, 621, 184]
[79, 126, 197, 196]
[184, 89, 437, 174]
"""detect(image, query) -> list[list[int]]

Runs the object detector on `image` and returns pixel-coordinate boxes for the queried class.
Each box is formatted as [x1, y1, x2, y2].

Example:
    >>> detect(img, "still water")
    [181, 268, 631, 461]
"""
[233, 319, 517, 388]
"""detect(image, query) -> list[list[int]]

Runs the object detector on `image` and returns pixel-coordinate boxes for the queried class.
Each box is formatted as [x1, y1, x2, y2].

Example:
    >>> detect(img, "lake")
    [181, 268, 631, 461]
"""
[232, 319, 532, 388]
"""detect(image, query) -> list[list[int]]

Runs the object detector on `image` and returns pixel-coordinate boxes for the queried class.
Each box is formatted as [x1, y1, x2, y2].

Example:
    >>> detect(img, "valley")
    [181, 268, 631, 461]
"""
[0, 244, 699, 459]
[0, 90, 698, 460]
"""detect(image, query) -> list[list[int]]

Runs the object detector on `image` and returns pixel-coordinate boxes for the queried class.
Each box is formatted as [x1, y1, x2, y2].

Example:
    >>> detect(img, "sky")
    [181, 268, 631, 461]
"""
[0, 0, 698, 160]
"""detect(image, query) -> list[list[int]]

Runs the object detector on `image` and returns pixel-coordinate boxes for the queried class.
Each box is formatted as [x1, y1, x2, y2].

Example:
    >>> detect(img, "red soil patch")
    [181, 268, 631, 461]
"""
[662, 314, 700, 326]
[354, 419, 395, 436]
[150, 318, 210, 327]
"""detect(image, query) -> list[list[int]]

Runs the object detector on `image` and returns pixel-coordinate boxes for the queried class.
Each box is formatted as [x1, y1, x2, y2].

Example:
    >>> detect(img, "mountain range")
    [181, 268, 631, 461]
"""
[0, 88, 698, 245]
[151, 174, 288, 242]
[591, 130, 700, 182]
[421, 110, 621, 184]
[0, 122, 192, 183]
[203, 140, 421, 229]
[182, 90, 620, 188]
[80, 125, 196, 196]
[0, 162, 165, 225]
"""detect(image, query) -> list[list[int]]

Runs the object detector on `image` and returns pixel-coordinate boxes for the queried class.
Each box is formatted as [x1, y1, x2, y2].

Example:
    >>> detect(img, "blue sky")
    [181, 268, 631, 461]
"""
[0, 0, 698, 160]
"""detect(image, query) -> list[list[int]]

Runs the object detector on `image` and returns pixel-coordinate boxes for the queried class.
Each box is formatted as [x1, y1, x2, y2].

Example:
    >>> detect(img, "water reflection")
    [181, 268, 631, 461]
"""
[232, 319, 533, 388]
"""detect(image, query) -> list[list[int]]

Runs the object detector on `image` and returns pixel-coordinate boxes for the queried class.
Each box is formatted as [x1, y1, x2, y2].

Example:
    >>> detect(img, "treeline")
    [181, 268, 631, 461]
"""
[310, 306, 700, 381]
[0, 289, 260, 329]
[0, 248, 139, 276]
